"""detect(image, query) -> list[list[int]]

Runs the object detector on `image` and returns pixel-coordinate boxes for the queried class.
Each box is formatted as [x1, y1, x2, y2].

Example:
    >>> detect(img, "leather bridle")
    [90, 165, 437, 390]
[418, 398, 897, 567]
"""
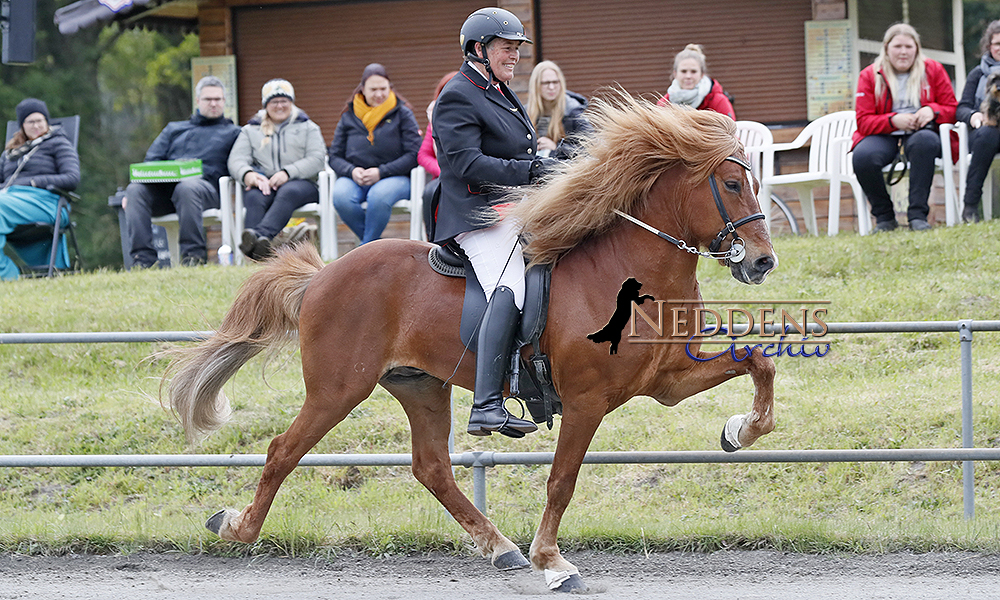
[613, 155, 764, 264]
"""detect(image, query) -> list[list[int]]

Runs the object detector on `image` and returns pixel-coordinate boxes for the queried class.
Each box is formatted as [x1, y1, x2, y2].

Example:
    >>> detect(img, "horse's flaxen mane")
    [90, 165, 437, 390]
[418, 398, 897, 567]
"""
[509, 89, 742, 266]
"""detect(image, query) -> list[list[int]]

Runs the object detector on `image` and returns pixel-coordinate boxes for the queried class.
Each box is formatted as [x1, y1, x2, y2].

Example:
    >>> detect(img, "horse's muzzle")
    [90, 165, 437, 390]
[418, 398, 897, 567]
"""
[731, 252, 776, 285]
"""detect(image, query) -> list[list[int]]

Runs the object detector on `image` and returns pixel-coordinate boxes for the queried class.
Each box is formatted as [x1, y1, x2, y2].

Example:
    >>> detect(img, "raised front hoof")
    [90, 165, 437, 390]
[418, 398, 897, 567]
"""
[552, 573, 588, 593]
[720, 427, 741, 452]
[493, 549, 530, 571]
[720, 414, 744, 453]
[205, 509, 228, 535]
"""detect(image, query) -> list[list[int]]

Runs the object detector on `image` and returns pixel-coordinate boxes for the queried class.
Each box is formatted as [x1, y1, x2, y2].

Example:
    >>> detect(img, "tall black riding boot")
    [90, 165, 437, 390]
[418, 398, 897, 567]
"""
[468, 285, 538, 438]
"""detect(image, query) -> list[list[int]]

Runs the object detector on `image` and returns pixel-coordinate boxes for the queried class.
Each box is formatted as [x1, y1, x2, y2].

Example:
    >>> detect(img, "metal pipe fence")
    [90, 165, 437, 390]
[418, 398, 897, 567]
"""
[1, 320, 999, 518]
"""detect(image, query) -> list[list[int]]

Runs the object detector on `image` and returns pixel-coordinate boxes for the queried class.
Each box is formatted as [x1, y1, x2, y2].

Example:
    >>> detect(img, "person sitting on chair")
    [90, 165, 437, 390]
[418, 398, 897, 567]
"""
[0, 98, 80, 281]
[329, 63, 421, 245]
[656, 44, 736, 120]
[956, 19, 1000, 223]
[526, 60, 592, 159]
[124, 76, 241, 267]
[228, 79, 326, 261]
[851, 23, 957, 233]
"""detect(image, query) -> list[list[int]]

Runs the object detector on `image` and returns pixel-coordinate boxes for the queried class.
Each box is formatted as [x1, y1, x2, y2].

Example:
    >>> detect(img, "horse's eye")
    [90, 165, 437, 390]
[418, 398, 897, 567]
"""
[725, 180, 741, 193]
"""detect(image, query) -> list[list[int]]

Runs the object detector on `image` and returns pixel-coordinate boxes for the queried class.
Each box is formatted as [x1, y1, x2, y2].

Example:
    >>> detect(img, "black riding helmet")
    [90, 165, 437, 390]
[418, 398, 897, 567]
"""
[460, 7, 532, 73]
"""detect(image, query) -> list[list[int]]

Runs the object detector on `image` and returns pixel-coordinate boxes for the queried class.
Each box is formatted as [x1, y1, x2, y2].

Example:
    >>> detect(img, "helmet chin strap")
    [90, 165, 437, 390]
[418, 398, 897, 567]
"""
[467, 43, 497, 84]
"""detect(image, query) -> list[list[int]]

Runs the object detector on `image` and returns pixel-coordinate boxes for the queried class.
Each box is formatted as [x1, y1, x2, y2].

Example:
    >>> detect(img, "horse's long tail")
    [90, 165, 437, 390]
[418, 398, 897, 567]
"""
[165, 243, 325, 444]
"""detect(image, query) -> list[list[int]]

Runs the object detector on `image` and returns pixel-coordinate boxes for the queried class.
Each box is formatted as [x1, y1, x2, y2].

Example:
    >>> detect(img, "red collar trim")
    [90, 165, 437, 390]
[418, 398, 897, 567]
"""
[462, 71, 487, 90]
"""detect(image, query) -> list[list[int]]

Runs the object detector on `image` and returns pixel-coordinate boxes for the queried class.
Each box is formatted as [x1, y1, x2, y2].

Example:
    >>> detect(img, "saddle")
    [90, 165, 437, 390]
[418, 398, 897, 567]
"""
[428, 244, 563, 429]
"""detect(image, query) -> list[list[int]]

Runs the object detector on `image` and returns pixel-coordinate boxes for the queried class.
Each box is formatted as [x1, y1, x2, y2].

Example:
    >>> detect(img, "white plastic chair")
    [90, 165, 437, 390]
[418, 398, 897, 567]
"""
[735, 120, 776, 222]
[150, 179, 232, 266]
[954, 121, 996, 221]
[757, 111, 866, 236]
[221, 174, 331, 265]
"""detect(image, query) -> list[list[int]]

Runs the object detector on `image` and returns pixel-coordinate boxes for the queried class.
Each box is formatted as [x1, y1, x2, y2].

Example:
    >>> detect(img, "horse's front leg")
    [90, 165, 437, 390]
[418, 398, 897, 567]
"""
[529, 402, 605, 593]
[666, 346, 776, 452]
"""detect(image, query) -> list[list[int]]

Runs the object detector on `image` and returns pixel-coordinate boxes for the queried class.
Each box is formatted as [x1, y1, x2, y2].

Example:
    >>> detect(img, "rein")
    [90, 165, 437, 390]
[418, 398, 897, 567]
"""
[612, 155, 764, 264]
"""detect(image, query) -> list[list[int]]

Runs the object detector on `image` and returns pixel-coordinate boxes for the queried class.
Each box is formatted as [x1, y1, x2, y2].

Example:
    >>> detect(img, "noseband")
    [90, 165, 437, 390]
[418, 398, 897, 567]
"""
[613, 155, 764, 264]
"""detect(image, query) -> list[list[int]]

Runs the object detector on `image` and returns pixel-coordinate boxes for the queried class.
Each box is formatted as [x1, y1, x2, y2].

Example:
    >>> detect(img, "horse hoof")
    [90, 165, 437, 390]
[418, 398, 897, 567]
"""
[205, 509, 228, 535]
[720, 414, 743, 453]
[493, 549, 530, 571]
[553, 573, 588, 593]
[720, 427, 739, 452]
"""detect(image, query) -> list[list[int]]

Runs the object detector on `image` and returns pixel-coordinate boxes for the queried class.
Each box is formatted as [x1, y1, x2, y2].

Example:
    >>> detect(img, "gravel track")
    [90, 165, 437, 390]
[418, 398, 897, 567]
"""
[3, 550, 1000, 599]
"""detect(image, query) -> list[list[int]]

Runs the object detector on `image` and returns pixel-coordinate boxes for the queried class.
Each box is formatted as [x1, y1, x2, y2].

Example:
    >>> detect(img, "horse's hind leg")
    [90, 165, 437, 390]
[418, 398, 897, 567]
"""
[382, 371, 529, 571]
[208, 381, 374, 544]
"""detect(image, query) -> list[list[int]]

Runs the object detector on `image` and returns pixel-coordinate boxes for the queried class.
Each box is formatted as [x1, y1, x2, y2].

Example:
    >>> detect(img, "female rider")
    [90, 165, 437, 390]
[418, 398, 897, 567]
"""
[432, 8, 555, 438]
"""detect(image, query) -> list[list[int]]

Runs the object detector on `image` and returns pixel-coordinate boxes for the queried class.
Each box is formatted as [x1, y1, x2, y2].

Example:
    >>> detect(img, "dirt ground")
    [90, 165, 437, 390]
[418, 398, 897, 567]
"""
[3, 550, 1000, 599]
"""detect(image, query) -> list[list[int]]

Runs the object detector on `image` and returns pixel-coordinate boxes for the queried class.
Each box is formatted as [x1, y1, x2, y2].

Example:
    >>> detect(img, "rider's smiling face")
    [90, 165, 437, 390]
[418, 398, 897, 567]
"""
[482, 38, 521, 83]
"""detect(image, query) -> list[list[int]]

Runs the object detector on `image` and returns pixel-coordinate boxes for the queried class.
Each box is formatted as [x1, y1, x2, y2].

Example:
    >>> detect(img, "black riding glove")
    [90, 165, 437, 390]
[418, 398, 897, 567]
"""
[528, 157, 558, 184]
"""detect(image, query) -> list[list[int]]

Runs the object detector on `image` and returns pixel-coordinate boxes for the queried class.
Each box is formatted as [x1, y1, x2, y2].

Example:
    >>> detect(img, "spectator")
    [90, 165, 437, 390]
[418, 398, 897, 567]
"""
[656, 44, 735, 120]
[956, 19, 1000, 223]
[228, 79, 326, 261]
[124, 75, 241, 267]
[418, 71, 458, 238]
[526, 60, 592, 159]
[328, 63, 420, 245]
[851, 23, 957, 232]
[0, 98, 80, 281]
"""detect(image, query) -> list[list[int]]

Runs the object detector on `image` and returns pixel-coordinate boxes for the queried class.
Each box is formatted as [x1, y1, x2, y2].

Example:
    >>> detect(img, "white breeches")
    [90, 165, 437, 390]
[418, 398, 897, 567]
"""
[455, 217, 525, 310]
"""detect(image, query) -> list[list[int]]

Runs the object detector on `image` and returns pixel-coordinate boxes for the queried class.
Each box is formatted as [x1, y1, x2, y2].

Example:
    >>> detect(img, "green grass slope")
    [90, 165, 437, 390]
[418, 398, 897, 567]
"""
[1, 222, 999, 556]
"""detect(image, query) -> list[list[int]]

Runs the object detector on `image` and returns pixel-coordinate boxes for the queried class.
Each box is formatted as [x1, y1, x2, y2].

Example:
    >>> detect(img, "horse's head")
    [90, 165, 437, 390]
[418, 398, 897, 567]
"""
[698, 154, 777, 285]
[509, 91, 777, 283]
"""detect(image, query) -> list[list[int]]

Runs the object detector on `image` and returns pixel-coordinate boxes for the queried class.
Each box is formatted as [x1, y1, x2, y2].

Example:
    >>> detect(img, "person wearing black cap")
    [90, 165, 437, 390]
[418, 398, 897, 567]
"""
[0, 98, 80, 280]
[228, 79, 326, 261]
[431, 7, 556, 438]
[328, 63, 421, 245]
[124, 76, 241, 267]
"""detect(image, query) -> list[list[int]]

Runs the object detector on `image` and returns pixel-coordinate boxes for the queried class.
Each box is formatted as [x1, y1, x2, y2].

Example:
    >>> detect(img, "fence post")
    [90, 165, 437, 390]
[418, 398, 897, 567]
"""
[960, 320, 975, 519]
[470, 451, 494, 514]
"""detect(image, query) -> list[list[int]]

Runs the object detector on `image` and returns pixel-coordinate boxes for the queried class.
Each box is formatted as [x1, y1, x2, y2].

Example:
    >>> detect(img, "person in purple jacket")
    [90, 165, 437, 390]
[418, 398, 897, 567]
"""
[328, 63, 421, 245]
[0, 98, 80, 281]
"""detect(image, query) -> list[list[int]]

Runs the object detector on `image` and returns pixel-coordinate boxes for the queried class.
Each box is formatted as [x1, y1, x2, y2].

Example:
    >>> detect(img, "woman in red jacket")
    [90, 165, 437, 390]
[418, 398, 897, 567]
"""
[656, 44, 735, 120]
[851, 23, 957, 232]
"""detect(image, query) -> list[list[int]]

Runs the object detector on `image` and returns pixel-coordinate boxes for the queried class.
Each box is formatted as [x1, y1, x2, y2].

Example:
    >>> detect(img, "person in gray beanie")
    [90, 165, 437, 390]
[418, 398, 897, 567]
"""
[0, 98, 80, 280]
[227, 78, 325, 261]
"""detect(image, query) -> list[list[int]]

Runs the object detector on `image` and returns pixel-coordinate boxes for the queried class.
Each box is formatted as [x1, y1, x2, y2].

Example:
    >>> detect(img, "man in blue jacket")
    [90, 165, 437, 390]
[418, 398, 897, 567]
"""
[124, 76, 241, 267]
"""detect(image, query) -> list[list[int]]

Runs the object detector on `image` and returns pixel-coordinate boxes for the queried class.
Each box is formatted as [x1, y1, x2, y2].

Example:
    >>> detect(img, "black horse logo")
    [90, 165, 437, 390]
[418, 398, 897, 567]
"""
[587, 277, 655, 355]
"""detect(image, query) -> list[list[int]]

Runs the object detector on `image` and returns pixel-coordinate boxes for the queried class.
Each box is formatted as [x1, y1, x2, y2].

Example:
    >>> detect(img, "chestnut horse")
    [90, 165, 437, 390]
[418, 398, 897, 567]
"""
[166, 95, 777, 592]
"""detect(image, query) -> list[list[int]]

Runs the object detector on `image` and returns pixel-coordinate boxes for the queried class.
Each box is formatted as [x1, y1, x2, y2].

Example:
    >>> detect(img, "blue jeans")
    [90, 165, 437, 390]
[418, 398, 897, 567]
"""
[0, 186, 69, 281]
[332, 175, 410, 244]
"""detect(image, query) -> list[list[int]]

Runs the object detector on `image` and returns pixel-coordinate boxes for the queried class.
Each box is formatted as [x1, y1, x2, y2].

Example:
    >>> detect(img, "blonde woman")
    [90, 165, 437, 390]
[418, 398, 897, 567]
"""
[526, 60, 591, 158]
[228, 79, 326, 260]
[851, 23, 957, 232]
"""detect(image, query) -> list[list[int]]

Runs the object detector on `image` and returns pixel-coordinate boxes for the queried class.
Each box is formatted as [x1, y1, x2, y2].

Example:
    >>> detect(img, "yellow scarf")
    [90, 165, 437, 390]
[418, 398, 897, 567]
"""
[353, 90, 397, 144]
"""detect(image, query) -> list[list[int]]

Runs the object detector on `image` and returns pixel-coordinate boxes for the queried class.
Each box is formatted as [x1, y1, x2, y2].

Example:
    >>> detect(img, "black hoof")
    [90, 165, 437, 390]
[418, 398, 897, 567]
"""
[493, 549, 530, 571]
[554, 573, 588, 593]
[720, 427, 739, 453]
[205, 509, 227, 535]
